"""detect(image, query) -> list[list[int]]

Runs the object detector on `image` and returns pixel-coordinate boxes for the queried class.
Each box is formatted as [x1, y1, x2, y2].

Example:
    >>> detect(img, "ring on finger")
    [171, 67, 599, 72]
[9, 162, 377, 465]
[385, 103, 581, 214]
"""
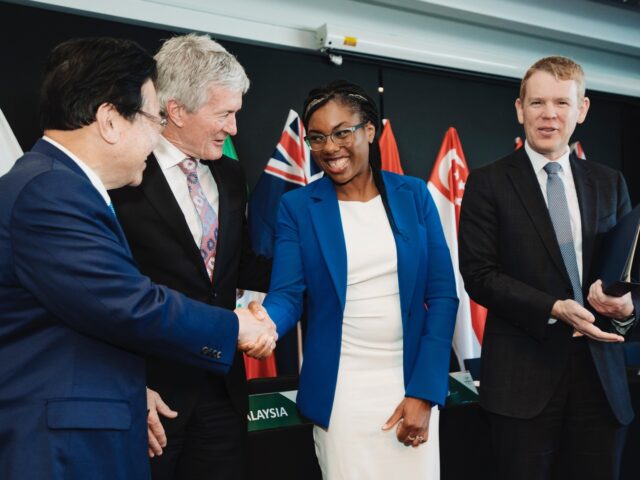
[407, 434, 416, 441]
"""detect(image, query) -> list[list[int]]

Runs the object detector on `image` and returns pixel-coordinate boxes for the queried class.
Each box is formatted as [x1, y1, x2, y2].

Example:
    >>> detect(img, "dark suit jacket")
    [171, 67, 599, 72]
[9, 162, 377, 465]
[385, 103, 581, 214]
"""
[0, 140, 238, 479]
[459, 148, 638, 425]
[110, 153, 270, 418]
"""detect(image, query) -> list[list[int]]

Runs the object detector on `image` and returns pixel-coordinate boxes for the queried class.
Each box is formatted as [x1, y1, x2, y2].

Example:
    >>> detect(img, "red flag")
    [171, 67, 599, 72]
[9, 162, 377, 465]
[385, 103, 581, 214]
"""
[239, 291, 278, 380]
[514, 136, 523, 150]
[222, 137, 278, 379]
[427, 127, 486, 368]
[379, 119, 404, 174]
[570, 141, 586, 160]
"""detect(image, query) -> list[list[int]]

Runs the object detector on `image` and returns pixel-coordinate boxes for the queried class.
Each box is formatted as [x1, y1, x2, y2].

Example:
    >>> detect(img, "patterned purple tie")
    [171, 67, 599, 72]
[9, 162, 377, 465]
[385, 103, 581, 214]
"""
[178, 158, 218, 281]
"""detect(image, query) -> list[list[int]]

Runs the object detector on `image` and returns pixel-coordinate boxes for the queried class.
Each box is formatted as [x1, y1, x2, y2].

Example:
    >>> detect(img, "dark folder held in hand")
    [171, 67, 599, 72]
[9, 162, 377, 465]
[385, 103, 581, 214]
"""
[598, 205, 640, 296]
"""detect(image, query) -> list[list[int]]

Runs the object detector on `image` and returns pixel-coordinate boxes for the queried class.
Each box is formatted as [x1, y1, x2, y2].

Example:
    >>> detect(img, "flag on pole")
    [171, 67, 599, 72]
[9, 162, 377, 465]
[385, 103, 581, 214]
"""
[379, 119, 404, 174]
[248, 110, 323, 256]
[570, 141, 586, 160]
[514, 136, 523, 150]
[240, 110, 323, 378]
[221, 136, 277, 379]
[222, 135, 239, 160]
[0, 108, 23, 176]
[427, 127, 486, 369]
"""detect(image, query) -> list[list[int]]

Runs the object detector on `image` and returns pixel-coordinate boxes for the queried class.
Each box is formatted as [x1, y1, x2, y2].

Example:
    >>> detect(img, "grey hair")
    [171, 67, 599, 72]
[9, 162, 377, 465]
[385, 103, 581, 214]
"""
[154, 33, 250, 113]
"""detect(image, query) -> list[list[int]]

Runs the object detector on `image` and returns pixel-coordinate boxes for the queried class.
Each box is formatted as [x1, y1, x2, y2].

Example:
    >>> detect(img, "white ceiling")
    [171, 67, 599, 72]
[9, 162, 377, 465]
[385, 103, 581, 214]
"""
[13, 0, 640, 97]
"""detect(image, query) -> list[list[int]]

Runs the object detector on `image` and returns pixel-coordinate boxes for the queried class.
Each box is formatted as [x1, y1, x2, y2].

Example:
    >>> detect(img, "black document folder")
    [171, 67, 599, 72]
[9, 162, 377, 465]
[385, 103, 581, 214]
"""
[598, 205, 640, 296]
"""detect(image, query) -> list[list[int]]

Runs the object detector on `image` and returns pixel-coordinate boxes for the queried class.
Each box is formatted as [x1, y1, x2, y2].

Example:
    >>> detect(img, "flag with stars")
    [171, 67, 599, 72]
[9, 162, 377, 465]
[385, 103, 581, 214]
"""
[241, 110, 322, 378]
[248, 110, 323, 257]
[427, 127, 486, 369]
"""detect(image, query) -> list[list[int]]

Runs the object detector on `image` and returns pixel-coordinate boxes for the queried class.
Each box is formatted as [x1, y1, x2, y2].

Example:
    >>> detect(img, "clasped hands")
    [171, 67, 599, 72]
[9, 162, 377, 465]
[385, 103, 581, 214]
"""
[235, 301, 278, 359]
[551, 279, 634, 343]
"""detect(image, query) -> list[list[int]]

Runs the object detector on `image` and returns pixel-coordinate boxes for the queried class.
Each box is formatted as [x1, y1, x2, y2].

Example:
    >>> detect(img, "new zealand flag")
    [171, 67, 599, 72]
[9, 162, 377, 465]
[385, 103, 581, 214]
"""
[245, 110, 322, 376]
[248, 110, 323, 257]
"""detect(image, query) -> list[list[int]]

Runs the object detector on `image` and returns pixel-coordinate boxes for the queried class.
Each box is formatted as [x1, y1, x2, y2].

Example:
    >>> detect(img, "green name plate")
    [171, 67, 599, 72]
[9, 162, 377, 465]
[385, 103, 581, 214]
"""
[247, 390, 307, 432]
[445, 371, 479, 406]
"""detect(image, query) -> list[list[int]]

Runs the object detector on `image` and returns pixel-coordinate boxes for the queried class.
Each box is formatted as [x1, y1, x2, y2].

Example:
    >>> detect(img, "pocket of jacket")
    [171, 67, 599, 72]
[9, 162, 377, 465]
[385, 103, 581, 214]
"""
[46, 398, 131, 430]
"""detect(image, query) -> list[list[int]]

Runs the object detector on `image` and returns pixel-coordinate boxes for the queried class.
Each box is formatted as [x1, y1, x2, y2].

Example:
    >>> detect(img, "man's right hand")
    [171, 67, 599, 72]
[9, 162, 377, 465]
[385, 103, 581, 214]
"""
[235, 305, 277, 359]
[551, 299, 624, 342]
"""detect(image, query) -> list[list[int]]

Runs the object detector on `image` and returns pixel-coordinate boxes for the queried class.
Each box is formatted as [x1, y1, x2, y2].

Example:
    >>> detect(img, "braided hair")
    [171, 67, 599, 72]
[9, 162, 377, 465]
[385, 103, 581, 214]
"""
[302, 80, 398, 233]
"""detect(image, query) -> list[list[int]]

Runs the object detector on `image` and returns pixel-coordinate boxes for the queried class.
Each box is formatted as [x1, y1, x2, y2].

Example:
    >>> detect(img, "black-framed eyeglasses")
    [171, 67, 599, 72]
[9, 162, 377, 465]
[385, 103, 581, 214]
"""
[137, 110, 168, 129]
[305, 122, 366, 151]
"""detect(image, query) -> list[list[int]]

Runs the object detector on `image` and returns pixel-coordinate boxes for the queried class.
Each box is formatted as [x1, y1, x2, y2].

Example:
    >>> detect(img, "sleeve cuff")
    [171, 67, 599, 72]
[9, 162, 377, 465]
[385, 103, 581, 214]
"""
[612, 311, 636, 335]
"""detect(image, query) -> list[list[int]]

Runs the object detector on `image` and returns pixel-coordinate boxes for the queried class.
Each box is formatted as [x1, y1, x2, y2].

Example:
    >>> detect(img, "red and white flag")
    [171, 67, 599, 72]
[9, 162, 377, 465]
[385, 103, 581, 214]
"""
[570, 141, 586, 160]
[427, 127, 486, 368]
[379, 119, 404, 174]
[224, 135, 279, 380]
[514, 136, 523, 150]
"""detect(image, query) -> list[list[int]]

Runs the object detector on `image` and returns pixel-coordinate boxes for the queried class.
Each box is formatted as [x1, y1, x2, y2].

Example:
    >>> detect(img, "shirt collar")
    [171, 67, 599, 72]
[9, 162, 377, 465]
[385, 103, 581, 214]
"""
[154, 135, 195, 170]
[42, 135, 111, 205]
[525, 140, 571, 176]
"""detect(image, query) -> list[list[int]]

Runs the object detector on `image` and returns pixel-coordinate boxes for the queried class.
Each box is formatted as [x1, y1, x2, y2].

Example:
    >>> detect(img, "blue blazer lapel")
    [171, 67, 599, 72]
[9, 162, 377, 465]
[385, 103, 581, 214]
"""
[384, 173, 420, 320]
[308, 178, 348, 308]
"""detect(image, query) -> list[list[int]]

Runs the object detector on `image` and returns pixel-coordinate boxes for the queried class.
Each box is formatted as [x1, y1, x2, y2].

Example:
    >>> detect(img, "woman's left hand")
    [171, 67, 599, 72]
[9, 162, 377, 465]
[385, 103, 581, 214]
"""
[382, 397, 432, 448]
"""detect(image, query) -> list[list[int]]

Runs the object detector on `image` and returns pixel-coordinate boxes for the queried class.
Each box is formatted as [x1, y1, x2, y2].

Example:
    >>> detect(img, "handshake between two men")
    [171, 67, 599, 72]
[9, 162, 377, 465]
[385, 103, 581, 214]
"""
[147, 301, 276, 458]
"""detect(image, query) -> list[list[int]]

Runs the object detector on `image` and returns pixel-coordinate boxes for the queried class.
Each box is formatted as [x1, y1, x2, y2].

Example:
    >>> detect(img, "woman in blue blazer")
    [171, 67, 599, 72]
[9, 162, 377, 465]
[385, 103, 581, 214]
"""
[261, 81, 458, 479]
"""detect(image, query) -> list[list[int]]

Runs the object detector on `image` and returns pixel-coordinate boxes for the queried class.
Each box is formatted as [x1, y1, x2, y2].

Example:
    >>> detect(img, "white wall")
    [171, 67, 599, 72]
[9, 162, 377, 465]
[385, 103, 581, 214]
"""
[13, 0, 640, 97]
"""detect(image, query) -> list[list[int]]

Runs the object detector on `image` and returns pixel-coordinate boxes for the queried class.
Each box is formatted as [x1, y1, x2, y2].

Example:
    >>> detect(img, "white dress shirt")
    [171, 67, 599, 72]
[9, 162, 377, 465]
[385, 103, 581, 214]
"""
[526, 140, 583, 284]
[154, 135, 219, 247]
[43, 136, 111, 206]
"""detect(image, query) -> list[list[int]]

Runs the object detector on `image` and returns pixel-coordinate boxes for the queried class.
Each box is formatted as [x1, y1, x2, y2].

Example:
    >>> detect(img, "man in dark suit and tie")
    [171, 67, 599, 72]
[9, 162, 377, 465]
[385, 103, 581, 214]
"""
[0, 37, 275, 480]
[110, 34, 271, 480]
[459, 56, 638, 480]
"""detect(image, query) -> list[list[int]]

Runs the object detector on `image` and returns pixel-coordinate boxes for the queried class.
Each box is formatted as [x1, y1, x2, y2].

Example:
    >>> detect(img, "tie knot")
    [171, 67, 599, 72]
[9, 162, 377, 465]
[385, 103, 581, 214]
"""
[178, 157, 198, 174]
[543, 162, 562, 176]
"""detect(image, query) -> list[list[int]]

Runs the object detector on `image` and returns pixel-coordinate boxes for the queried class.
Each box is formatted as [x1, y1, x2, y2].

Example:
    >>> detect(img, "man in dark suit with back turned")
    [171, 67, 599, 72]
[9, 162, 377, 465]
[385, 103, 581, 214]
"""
[110, 34, 271, 480]
[459, 56, 639, 480]
[0, 37, 275, 480]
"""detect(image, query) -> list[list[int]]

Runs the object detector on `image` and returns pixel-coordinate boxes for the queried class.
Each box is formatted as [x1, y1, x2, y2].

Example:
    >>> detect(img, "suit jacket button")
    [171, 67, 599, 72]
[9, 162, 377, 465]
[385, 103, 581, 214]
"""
[215, 351, 222, 359]
[201, 346, 210, 355]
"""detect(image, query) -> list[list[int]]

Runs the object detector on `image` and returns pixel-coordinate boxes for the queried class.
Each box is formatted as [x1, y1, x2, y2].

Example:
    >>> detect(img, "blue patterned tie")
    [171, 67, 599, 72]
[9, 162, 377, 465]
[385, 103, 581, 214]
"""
[544, 162, 583, 305]
[107, 202, 116, 217]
